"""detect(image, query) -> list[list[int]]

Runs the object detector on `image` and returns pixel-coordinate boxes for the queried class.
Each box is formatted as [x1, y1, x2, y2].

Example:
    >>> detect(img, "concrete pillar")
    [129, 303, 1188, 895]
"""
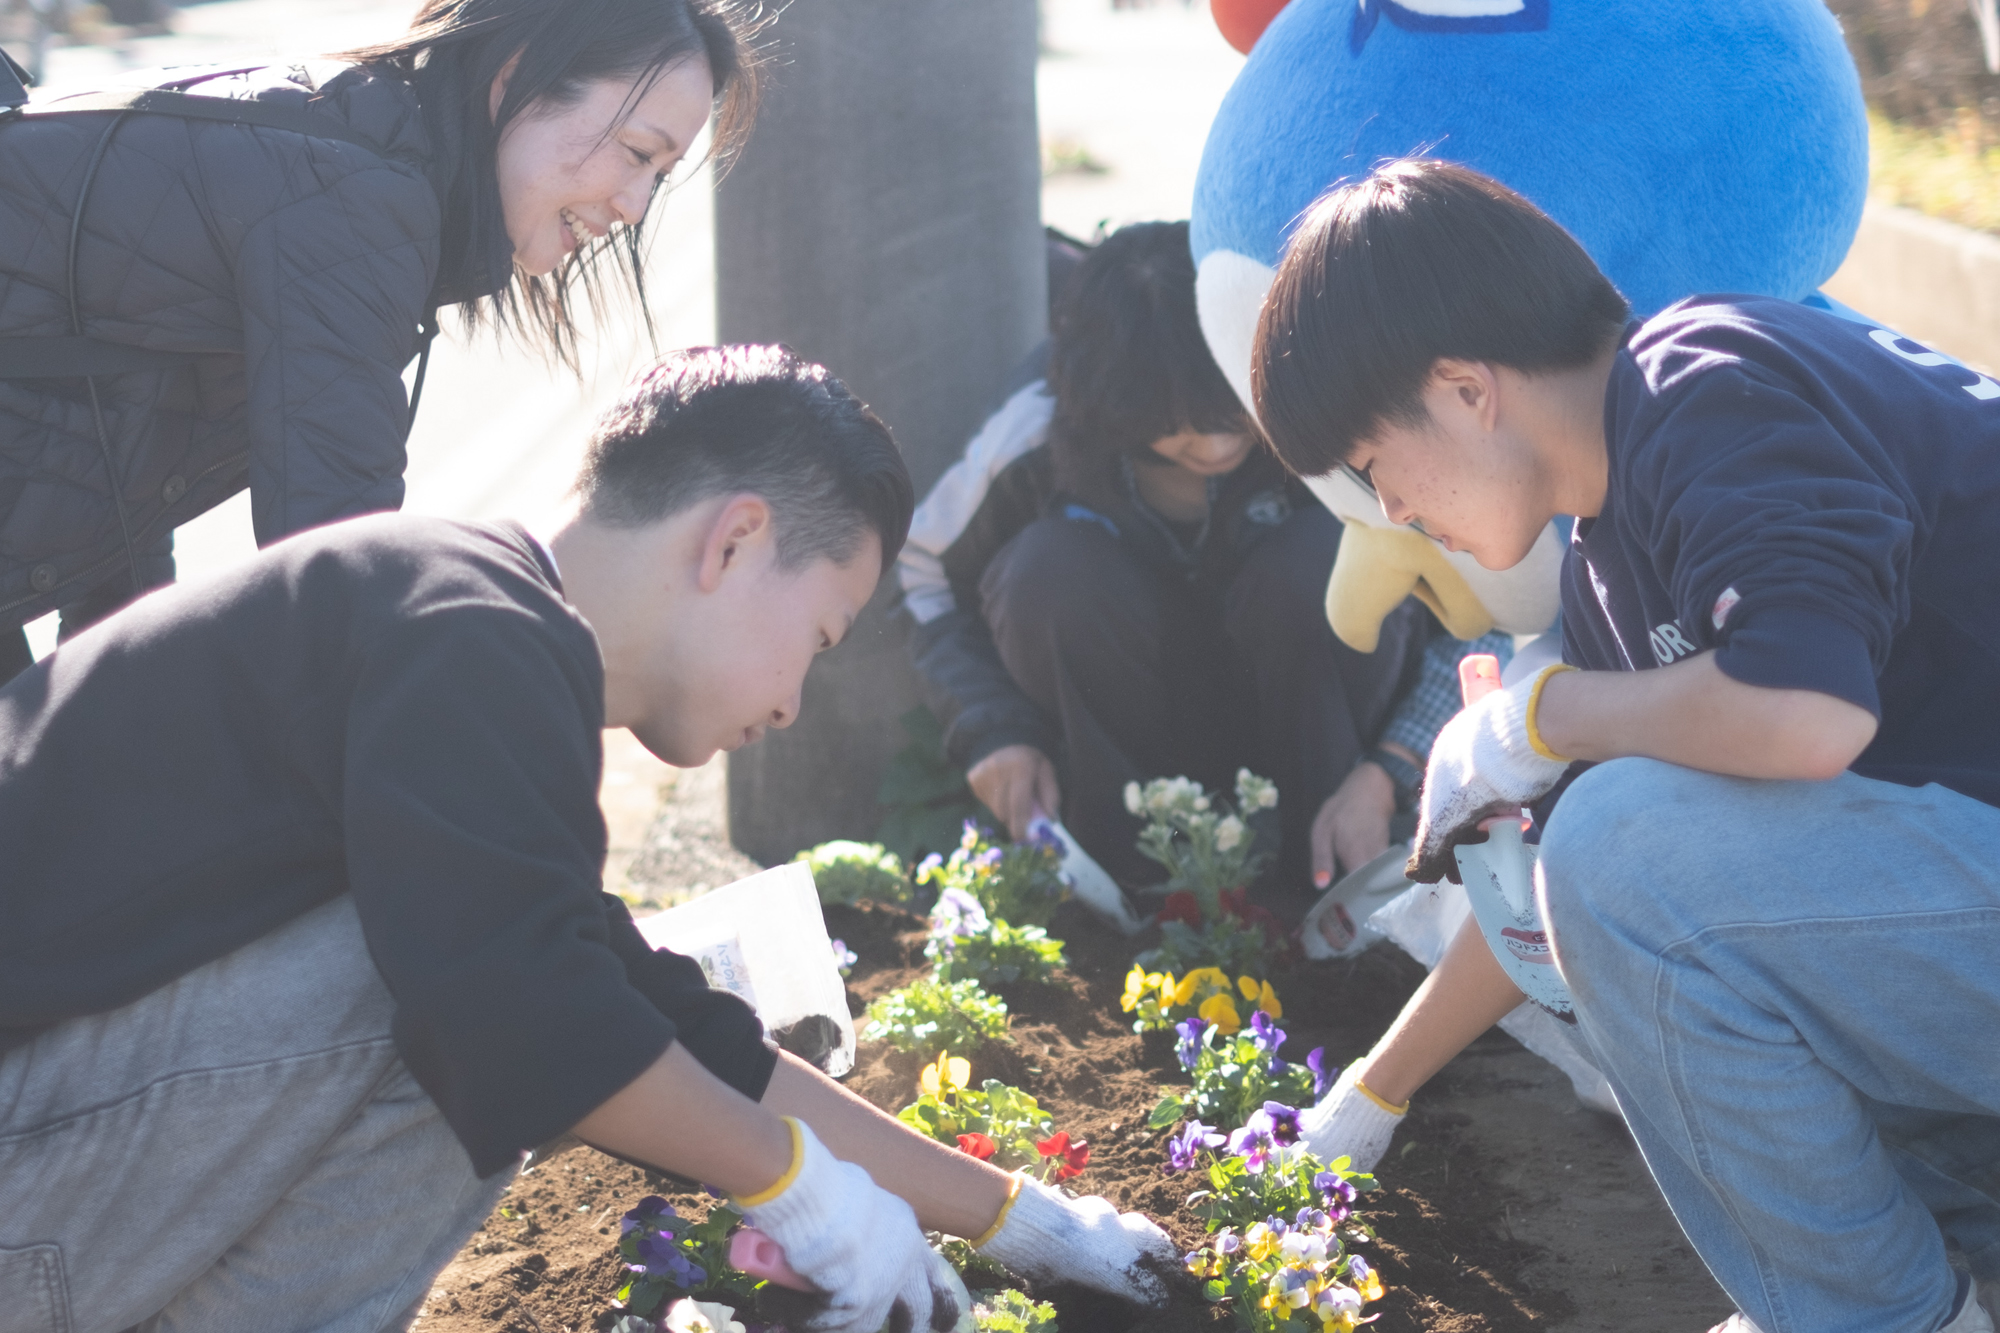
[718, 0, 1046, 866]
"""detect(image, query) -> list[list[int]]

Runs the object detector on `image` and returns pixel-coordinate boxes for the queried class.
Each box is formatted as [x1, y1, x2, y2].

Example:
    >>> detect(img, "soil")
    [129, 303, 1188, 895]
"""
[414, 892, 1728, 1328]
[417, 770, 1729, 1332]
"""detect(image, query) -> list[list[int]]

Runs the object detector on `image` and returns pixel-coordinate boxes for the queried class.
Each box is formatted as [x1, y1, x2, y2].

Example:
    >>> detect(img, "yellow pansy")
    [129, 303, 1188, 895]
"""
[1356, 1269, 1384, 1301]
[1198, 991, 1242, 1035]
[920, 1052, 970, 1096]
[1121, 965, 1148, 1012]
[1173, 972, 1200, 1007]
[1238, 974, 1261, 1001]
[1259, 979, 1283, 1019]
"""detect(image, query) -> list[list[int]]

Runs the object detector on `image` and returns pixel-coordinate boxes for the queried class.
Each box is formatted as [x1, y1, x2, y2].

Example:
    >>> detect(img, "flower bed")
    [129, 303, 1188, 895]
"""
[418, 895, 1569, 1332]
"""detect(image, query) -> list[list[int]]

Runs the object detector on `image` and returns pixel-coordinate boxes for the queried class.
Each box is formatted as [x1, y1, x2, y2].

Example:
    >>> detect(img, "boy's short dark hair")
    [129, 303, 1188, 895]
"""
[575, 345, 913, 570]
[1049, 220, 1252, 504]
[1253, 159, 1631, 476]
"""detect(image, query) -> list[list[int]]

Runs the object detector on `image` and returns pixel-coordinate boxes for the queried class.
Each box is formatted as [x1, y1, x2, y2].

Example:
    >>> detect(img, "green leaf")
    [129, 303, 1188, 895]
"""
[1147, 1095, 1186, 1129]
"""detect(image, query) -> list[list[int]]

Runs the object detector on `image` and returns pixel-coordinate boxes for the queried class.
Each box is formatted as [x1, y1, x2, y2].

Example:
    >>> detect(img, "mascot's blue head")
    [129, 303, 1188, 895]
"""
[1191, 0, 1869, 642]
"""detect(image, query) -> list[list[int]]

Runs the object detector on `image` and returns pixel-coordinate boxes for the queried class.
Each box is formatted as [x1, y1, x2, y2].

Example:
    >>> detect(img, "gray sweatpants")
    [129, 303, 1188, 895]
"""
[0, 896, 514, 1333]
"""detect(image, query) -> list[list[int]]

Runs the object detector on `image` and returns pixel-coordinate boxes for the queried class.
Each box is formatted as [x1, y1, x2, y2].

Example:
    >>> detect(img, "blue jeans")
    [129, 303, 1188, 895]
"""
[1539, 760, 2000, 1333]
[0, 897, 512, 1333]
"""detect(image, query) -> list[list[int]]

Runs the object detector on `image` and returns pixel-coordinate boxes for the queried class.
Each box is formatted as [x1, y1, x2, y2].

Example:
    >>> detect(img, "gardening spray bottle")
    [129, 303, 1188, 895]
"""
[1451, 655, 1575, 1019]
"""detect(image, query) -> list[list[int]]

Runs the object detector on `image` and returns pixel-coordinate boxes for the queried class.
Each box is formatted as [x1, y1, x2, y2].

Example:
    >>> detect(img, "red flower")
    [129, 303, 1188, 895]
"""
[1158, 891, 1203, 928]
[1037, 1131, 1090, 1182]
[957, 1132, 997, 1161]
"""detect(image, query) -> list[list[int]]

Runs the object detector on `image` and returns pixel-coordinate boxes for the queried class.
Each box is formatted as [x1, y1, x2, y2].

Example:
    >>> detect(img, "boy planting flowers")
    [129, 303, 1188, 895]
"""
[0, 348, 1172, 1332]
[1257, 159, 2000, 1333]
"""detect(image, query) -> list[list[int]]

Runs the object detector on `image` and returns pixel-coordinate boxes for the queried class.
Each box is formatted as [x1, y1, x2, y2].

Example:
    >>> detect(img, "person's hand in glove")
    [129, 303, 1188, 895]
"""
[974, 1175, 1179, 1305]
[735, 1117, 969, 1333]
[1298, 1062, 1408, 1174]
[1408, 663, 1575, 884]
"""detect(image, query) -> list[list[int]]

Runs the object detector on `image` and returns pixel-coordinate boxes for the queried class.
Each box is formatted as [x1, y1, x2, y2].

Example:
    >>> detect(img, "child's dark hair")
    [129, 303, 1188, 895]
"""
[1048, 221, 1252, 505]
[576, 345, 913, 570]
[1254, 159, 1631, 476]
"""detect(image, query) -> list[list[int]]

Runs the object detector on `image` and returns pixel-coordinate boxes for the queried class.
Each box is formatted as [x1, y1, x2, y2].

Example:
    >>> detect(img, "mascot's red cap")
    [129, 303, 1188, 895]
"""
[1212, 0, 1291, 53]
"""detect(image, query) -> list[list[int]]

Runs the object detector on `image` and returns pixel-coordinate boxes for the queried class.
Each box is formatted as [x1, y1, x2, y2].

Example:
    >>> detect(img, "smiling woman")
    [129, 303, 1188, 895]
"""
[0, 0, 763, 682]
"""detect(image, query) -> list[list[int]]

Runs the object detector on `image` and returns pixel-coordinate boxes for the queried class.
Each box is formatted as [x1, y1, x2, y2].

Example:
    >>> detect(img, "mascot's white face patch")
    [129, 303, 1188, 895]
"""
[1194, 249, 1565, 635]
[1194, 248, 1275, 424]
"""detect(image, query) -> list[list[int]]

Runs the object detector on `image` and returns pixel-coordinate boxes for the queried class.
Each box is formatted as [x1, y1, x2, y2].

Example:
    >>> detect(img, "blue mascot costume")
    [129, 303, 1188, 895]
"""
[1191, 0, 1870, 654]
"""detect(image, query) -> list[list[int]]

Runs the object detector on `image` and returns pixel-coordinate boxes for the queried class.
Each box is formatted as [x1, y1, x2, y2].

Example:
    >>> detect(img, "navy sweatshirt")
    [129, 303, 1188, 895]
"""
[0, 515, 775, 1176]
[1562, 296, 2000, 809]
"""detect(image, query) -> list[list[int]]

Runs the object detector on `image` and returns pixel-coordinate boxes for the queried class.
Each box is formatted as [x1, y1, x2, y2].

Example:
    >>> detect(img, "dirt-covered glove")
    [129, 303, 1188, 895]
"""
[1299, 1063, 1407, 1174]
[975, 1176, 1178, 1307]
[1409, 664, 1575, 885]
[735, 1118, 968, 1333]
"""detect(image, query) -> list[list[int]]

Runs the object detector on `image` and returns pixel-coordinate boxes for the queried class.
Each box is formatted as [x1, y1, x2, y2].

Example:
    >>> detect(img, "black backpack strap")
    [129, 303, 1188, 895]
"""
[17, 88, 390, 154]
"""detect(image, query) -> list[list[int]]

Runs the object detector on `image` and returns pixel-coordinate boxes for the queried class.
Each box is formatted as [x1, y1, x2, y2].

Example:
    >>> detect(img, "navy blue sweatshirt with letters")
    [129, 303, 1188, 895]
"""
[1562, 296, 2000, 809]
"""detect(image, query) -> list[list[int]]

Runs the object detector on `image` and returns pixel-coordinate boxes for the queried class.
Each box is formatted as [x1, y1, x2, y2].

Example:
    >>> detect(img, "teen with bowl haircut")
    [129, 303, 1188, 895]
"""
[1256, 159, 2000, 1333]
[0, 346, 1174, 1332]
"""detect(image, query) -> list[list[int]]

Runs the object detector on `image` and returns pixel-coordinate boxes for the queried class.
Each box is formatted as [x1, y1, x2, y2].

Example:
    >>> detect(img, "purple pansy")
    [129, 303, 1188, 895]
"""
[1174, 1016, 1208, 1072]
[1228, 1118, 1277, 1174]
[1306, 1046, 1331, 1099]
[930, 886, 990, 941]
[1166, 1119, 1225, 1173]
[1247, 1009, 1282, 1053]
[630, 1229, 706, 1288]
[1262, 1101, 1302, 1145]
[620, 1195, 676, 1236]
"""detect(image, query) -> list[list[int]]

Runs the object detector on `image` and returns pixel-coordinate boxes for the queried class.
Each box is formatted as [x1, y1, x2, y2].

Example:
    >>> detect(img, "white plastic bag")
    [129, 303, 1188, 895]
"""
[637, 862, 857, 1078]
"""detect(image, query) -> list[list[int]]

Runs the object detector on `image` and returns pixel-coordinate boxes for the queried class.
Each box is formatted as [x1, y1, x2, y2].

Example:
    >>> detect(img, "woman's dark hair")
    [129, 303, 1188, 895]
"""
[576, 344, 913, 571]
[1254, 158, 1630, 477]
[341, 0, 765, 370]
[1047, 220, 1252, 506]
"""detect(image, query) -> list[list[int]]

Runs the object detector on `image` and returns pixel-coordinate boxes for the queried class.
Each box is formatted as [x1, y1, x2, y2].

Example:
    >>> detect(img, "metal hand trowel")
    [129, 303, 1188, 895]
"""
[1028, 813, 1147, 935]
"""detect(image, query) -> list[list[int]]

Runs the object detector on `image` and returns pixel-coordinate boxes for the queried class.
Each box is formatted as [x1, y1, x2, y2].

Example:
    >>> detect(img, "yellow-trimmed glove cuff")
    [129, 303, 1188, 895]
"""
[732, 1116, 806, 1208]
[1524, 664, 1577, 764]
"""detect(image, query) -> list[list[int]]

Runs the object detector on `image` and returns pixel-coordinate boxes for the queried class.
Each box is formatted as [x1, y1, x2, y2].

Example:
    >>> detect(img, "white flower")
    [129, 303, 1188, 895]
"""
[1236, 769, 1279, 810]
[1124, 781, 1143, 815]
[1214, 815, 1245, 852]
[663, 1301, 746, 1333]
[1280, 1230, 1329, 1263]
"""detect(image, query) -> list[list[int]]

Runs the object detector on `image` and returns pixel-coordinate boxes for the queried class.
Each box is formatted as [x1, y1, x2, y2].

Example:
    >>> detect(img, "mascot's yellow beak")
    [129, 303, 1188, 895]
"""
[1326, 519, 1494, 652]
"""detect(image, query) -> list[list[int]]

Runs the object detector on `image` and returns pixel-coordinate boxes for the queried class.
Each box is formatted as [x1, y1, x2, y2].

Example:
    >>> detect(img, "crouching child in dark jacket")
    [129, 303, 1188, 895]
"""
[0, 346, 1174, 1333]
[900, 221, 1503, 918]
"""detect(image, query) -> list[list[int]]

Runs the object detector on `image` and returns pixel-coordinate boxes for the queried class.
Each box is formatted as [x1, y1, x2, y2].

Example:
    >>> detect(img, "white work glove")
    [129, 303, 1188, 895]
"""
[1409, 663, 1574, 885]
[1299, 1062, 1407, 1174]
[976, 1176, 1178, 1307]
[736, 1118, 969, 1333]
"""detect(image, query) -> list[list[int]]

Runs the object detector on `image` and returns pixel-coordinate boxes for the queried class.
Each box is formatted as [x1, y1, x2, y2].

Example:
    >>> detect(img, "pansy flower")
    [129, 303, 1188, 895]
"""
[1198, 991, 1242, 1036]
[1261, 1101, 1303, 1146]
[620, 1195, 676, 1236]
[1228, 1117, 1278, 1174]
[920, 1051, 971, 1096]
[1174, 1015, 1208, 1071]
[956, 1132, 997, 1161]
[1306, 1046, 1331, 1099]
[1166, 1119, 1223, 1173]
[1036, 1130, 1089, 1181]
